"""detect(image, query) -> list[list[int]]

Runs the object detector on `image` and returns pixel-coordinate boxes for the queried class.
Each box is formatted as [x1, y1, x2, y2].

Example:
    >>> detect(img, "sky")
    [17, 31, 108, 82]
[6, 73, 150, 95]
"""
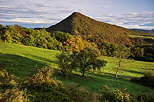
[0, 0, 154, 29]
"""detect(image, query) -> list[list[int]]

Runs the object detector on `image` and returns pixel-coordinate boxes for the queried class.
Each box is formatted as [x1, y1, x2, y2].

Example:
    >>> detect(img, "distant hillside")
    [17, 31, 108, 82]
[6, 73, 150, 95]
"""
[131, 29, 154, 35]
[47, 12, 146, 46]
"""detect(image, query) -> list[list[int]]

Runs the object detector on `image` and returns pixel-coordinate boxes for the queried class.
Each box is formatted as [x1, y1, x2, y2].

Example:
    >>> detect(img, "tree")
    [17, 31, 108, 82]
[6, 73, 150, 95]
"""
[57, 47, 107, 77]
[52, 31, 73, 43]
[64, 36, 86, 52]
[98, 42, 119, 57]
[130, 47, 144, 60]
[114, 45, 130, 78]
[56, 52, 72, 77]
[130, 44, 154, 62]
[72, 47, 107, 77]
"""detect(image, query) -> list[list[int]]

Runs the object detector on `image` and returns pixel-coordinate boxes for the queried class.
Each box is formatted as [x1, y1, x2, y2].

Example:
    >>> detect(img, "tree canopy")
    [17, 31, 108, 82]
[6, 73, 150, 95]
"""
[57, 47, 107, 77]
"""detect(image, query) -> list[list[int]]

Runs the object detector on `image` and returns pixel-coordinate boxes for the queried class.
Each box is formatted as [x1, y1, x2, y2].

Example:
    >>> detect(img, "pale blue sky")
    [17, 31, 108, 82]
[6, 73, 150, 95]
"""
[0, 0, 154, 29]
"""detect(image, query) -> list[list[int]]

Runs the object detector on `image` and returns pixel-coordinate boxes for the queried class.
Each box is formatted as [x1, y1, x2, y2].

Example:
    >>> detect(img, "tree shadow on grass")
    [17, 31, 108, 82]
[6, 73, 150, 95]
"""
[0, 53, 48, 80]
[124, 70, 144, 75]
[55, 71, 154, 96]
[55, 71, 134, 92]
[87, 71, 134, 79]
[98, 72, 134, 79]
[24, 54, 58, 64]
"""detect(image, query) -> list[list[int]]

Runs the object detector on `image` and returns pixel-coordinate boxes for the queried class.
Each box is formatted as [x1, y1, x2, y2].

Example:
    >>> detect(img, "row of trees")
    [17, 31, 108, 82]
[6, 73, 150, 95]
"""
[0, 24, 154, 62]
[130, 44, 154, 62]
[0, 25, 96, 52]
[0, 25, 62, 50]
[98, 42, 154, 62]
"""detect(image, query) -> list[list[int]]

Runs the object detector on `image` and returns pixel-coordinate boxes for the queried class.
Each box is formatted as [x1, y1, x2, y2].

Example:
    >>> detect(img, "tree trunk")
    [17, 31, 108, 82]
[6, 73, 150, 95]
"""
[61, 70, 65, 77]
[115, 69, 119, 78]
[82, 71, 85, 77]
[115, 59, 121, 78]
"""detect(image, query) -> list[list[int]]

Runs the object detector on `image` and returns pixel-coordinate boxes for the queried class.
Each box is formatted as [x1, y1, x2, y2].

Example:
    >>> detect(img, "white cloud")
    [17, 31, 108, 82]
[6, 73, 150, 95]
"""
[0, 0, 153, 29]
[0, 18, 49, 23]
[123, 25, 154, 29]
[95, 12, 154, 29]
[0, 0, 92, 27]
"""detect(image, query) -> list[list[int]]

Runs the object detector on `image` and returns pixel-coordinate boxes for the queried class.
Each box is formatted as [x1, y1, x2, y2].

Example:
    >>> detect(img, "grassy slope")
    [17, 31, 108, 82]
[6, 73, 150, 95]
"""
[0, 42, 60, 79]
[102, 56, 154, 78]
[129, 34, 154, 39]
[0, 42, 154, 96]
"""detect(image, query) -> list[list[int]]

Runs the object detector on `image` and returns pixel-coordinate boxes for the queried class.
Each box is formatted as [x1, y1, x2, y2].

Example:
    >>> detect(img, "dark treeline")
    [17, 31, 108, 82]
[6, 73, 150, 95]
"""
[0, 24, 154, 62]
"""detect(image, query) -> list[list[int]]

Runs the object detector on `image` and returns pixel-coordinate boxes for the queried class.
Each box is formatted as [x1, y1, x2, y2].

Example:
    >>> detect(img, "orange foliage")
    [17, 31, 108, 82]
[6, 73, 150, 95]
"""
[63, 36, 87, 52]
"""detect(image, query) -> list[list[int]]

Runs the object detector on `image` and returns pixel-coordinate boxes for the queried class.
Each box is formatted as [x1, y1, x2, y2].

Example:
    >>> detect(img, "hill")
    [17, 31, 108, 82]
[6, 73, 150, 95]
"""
[0, 42, 60, 79]
[47, 12, 147, 46]
[131, 29, 154, 35]
[0, 42, 154, 96]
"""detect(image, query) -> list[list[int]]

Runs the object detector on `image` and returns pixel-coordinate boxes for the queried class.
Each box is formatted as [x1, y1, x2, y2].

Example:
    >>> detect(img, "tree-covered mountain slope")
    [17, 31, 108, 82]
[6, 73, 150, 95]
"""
[47, 12, 147, 46]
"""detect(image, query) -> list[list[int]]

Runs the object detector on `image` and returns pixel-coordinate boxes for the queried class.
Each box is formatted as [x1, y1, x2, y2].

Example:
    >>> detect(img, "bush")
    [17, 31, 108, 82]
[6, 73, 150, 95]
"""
[65, 85, 97, 102]
[99, 85, 132, 102]
[23, 67, 67, 102]
[131, 72, 154, 88]
[24, 67, 62, 87]
[23, 67, 97, 102]
[0, 88, 29, 102]
[0, 68, 19, 89]
[24, 83, 97, 102]
[136, 94, 154, 102]
[1, 68, 154, 102]
[0, 69, 29, 102]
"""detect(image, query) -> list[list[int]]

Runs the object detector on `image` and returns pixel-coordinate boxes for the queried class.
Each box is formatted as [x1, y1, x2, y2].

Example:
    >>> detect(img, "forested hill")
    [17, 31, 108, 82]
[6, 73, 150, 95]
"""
[131, 29, 154, 35]
[47, 12, 147, 46]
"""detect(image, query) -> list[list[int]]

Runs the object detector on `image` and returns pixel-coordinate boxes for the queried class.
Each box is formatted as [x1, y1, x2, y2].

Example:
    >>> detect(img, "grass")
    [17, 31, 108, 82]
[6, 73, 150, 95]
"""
[129, 34, 154, 39]
[0, 42, 154, 96]
[101, 56, 154, 78]
[0, 42, 60, 79]
[56, 72, 154, 96]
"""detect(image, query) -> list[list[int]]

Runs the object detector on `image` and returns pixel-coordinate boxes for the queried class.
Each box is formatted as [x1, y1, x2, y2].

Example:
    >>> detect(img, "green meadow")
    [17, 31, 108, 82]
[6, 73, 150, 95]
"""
[0, 42, 154, 96]
[129, 34, 154, 39]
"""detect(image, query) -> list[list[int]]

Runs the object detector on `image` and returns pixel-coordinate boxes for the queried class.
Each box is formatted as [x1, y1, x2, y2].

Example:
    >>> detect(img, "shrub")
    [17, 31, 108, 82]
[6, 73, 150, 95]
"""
[65, 85, 97, 102]
[24, 83, 97, 102]
[136, 94, 154, 102]
[131, 72, 154, 88]
[0, 69, 19, 89]
[23, 67, 67, 102]
[0, 69, 29, 102]
[24, 67, 61, 87]
[23, 67, 97, 102]
[99, 85, 132, 102]
[0, 88, 29, 102]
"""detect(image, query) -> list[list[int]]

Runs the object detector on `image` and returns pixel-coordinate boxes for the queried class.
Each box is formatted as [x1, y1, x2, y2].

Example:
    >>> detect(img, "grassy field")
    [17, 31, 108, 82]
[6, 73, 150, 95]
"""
[0, 42, 154, 96]
[129, 34, 154, 39]
[0, 42, 60, 79]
